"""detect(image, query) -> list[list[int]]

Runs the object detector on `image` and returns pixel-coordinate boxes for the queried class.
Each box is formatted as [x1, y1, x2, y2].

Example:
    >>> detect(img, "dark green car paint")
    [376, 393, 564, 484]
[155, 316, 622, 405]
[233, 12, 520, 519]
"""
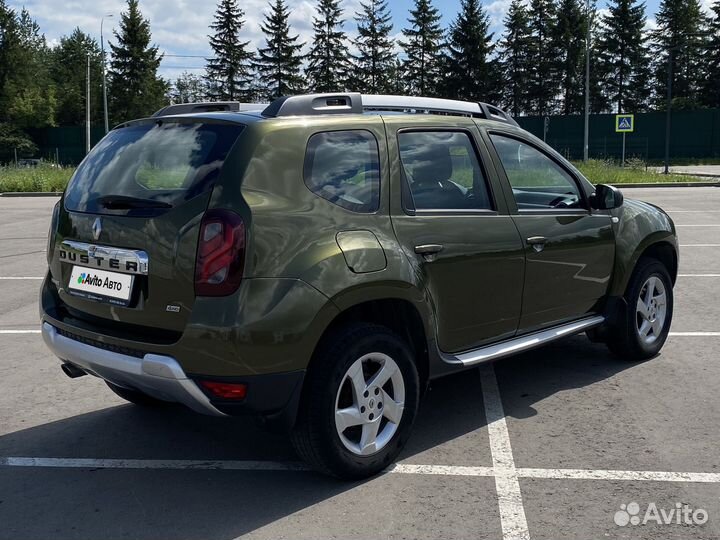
[41, 110, 677, 399]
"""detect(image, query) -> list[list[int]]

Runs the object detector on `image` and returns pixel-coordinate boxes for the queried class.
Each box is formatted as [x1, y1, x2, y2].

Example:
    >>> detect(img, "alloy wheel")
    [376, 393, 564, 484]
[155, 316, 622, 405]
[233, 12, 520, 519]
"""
[334, 353, 405, 456]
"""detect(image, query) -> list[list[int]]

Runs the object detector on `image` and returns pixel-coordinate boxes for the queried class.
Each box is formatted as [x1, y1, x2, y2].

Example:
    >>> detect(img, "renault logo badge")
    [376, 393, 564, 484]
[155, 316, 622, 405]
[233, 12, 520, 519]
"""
[92, 218, 102, 241]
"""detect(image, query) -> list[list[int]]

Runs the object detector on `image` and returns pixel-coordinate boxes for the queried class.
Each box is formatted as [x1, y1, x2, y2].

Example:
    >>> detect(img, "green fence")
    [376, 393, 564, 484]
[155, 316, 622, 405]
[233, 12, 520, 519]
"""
[23, 126, 106, 166]
[11, 108, 720, 166]
[517, 109, 720, 162]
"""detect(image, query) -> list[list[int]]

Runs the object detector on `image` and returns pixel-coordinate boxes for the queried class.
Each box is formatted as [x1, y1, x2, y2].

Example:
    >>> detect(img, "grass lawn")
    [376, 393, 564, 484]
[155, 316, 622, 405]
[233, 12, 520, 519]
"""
[574, 159, 709, 184]
[0, 159, 714, 194]
[0, 165, 73, 193]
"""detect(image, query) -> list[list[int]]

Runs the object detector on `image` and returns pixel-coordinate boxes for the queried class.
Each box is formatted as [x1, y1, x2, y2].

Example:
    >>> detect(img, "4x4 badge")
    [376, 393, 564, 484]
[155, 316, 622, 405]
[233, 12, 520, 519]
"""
[92, 218, 102, 241]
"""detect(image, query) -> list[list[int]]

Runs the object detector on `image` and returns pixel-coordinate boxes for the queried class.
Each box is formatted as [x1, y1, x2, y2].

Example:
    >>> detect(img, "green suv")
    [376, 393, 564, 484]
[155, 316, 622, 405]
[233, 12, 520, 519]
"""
[41, 93, 677, 478]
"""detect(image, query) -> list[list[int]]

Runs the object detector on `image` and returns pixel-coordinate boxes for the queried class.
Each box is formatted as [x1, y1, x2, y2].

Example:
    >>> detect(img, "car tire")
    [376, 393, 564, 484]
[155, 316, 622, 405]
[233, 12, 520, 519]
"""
[106, 381, 167, 406]
[605, 257, 674, 361]
[291, 323, 420, 479]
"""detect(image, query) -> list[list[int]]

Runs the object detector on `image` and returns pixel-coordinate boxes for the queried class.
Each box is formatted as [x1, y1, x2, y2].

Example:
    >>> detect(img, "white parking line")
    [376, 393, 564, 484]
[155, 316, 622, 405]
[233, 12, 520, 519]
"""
[675, 224, 720, 227]
[479, 363, 531, 540]
[678, 274, 720, 277]
[0, 330, 40, 334]
[3, 457, 720, 484]
[519, 468, 720, 483]
[0, 277, 43, 280]
[670, 332, 720, 336]
[679, 244, 720, 247]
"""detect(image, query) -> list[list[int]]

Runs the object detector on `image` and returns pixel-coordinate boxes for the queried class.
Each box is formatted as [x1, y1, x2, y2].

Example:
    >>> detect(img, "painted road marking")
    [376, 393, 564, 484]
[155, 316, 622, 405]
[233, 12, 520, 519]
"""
[3, 457, 720, 484]
[670, 332, 720, 336]
[479, 363, 531, 540]
[0, 277, 43, 280]
[679, 244, 720, 247]
[678, 274, 720, 277]
[0, 330, 41, 334]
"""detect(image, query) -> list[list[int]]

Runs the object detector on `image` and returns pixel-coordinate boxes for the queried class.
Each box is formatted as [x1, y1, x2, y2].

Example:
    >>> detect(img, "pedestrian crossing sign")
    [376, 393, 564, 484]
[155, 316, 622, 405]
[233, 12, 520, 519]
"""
[615, 114, 634, 133]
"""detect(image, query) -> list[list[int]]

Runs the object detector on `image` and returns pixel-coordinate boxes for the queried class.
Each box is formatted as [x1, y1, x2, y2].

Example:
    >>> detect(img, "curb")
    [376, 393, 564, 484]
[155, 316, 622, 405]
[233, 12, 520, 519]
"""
[610, 181, 719, 188]
[0, 192, 62, 197]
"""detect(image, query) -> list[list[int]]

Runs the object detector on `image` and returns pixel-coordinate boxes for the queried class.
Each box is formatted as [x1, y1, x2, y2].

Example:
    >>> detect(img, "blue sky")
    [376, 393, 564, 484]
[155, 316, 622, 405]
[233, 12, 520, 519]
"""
[7, 0, 692, 80]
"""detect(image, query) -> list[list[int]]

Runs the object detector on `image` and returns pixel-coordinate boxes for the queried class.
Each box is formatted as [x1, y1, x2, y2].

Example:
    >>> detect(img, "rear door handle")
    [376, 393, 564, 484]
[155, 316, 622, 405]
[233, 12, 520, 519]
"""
[414, 244, 444, 261]
[526, 236, 547, 252]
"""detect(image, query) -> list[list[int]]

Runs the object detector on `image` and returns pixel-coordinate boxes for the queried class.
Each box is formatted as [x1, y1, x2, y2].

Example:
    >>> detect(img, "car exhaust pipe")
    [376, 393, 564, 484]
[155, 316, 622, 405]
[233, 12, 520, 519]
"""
[61, 363, 87, 379]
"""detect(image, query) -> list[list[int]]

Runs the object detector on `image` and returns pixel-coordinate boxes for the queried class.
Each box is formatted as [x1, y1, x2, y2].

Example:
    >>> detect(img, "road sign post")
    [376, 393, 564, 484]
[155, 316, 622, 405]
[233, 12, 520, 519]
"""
[615, 114, 634, 167]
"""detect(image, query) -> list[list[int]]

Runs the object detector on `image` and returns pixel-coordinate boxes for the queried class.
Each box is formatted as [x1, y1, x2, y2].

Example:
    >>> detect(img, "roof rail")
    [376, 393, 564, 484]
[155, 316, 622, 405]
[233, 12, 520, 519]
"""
[261, 93, 519, 127]
[152, 101, 267, 117]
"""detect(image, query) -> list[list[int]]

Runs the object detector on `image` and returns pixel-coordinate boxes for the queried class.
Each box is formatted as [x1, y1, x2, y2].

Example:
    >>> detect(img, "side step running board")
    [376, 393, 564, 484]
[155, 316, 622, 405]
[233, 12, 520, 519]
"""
[440, 316, 605, 367]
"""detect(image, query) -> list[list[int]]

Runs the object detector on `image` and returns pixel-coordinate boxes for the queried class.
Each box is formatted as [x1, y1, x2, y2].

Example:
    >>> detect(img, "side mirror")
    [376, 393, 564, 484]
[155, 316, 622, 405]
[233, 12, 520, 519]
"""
[590, 184, 624, 210]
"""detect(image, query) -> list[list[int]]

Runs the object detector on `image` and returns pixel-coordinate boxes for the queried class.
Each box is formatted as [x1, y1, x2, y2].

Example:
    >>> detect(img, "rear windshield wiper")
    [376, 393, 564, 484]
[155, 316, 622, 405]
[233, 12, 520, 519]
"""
[94, 195, 173, 210]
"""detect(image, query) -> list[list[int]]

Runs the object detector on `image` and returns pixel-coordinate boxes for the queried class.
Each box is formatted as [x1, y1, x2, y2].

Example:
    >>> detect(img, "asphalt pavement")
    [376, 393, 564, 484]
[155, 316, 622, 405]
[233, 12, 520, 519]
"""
[0, 188, 719, 540]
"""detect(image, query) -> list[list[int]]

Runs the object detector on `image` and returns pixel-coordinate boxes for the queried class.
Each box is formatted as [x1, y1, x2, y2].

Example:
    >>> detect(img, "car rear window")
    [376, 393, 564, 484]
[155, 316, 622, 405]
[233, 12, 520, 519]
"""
[303, 130, 380, 213]
[64, 121, 244, 214]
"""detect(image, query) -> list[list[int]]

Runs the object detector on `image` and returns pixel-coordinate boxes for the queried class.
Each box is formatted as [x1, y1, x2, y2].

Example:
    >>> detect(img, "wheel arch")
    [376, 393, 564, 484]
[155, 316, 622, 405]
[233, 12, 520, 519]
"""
[310, 294, 433, 392]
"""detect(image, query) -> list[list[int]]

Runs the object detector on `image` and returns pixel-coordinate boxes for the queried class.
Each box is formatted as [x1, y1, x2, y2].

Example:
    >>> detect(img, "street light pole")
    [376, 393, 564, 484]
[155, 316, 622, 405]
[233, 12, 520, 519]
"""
[663, 49, 674, 175]
[101, 14, 113, 135]
[583, 0, 591, 162]
[86, 54, 91, 154]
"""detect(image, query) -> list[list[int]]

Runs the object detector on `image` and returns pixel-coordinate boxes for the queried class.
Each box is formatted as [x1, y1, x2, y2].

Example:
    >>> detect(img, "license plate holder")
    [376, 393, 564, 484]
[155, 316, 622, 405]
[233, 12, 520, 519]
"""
[68, 266, 134, 306]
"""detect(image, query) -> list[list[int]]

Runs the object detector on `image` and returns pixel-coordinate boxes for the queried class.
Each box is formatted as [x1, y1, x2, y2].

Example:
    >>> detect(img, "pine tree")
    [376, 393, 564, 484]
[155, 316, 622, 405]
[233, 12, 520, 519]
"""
[306, 0, 350, 92]
[351, 0, 396, 93]
[254, 0, 305, 100]
[497, 0, 533, 115]
[595, 0, 651, 113]
[527, 0, 559, 115]
[50, 28, 103, 126]
[651, 0, 708, 109]
[108, 0, 168, 123]
[5, 7, 55, 130]
[700, 1, 720, 107]
[400, 0, 444, 96]
[552, 0, 587, 114]
[441, 0, 500, 102]
[205, 0, 254, 101]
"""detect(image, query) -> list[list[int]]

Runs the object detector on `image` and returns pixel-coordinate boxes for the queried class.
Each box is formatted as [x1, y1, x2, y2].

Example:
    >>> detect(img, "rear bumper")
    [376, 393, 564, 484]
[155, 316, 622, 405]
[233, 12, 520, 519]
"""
[41, 322, 225, 416]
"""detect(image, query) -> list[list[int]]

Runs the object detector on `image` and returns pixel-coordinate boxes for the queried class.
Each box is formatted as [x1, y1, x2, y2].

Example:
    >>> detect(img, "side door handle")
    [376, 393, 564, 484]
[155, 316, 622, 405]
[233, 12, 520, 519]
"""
[414, 244, 444, 262]
[526, 236, 547, 252]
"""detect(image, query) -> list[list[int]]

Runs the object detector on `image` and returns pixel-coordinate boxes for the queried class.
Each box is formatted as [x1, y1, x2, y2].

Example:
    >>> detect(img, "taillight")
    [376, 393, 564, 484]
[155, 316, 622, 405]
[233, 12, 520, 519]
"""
[195, 209, 245, 296]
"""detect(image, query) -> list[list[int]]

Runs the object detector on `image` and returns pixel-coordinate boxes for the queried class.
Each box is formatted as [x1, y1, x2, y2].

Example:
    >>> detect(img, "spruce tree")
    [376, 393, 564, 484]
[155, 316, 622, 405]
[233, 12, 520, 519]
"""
[50, 28, 103, 126]
[254, 0, 305, 100]
[306, 0, 350, 92]
[205, 0, 254, 101]
[527, 0, 559, 115]
[441, 0, 500, 102]
[400, 0, 444, 96]
[700, 1, 720, 107]
[651, 0, 708, 109]
[351, 0, 396, 93]
[497, 0, 533, 115]
[595, 0, 652, 112]
[108, 0, 167, 123]
[553, 0, 586, 114]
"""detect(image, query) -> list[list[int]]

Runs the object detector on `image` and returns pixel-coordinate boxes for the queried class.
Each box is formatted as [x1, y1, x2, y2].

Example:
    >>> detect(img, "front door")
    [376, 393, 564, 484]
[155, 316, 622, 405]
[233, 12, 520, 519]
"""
[386, 117, 525, 353]
[486, 131, 615, 333]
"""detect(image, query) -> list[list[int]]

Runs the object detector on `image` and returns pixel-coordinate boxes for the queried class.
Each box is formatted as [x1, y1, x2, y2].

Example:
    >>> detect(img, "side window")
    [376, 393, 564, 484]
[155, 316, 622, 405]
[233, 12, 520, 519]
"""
[398, 131, 493, 211]
[304, 130, 380, 213]
[490, 134, 584, 211]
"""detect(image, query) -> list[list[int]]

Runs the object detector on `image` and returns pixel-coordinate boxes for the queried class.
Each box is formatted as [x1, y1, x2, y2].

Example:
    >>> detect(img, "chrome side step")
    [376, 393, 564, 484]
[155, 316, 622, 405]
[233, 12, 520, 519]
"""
[440, 315, 605, 367]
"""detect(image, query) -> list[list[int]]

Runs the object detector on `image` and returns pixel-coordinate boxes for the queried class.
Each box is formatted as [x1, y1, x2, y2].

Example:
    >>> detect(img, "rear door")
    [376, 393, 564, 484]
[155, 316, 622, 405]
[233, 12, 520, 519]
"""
[386, 116, 525, 354]
[48, 119, 244, 333]
[484, 129, 615, 333]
